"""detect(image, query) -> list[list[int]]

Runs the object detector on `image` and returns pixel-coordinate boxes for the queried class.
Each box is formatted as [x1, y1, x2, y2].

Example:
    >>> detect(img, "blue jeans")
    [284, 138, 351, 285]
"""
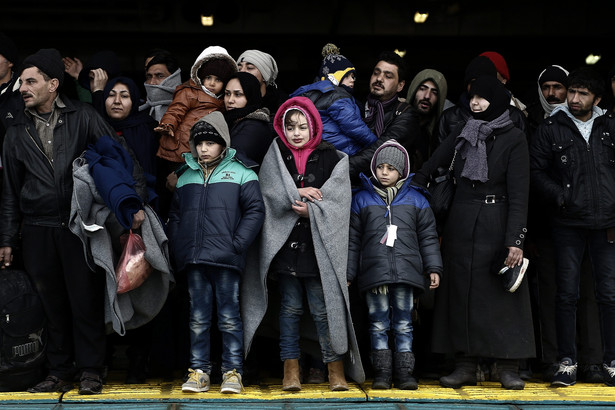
[552, 226, 615, 363]
[185, 264, 243, 374]
[278, 275, 343, 363]
[365, 284, 414, 352]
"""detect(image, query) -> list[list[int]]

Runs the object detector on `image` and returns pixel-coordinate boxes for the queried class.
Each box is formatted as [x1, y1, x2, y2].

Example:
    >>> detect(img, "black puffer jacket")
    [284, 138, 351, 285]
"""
[349, 101, 421, 182]
[0, 96, 145, 247]
[530, 109, 615, 229]
[347, 173, 442, 294]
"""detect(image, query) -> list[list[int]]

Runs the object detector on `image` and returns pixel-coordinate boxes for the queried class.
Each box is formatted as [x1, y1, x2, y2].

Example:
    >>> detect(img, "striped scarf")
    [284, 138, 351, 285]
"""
[373, 178, 404, 205]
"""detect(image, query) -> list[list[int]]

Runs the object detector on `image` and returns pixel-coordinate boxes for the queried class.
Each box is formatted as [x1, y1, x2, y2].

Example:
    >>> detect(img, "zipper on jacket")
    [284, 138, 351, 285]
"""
[25, 126, 53, 168]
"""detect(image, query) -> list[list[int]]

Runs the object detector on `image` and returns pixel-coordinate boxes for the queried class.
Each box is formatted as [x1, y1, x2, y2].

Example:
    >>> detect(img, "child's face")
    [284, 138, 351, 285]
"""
[202, 74, 224, 95]
[376, 163, 401, 187]
[196, 140, 224, 163]
[284, 112, 310, 149]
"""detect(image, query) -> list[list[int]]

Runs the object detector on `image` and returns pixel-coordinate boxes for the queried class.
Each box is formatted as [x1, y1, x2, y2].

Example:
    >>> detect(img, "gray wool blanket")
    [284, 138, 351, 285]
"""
[70, 156, 173, 336]
[241, 141, 365, 384]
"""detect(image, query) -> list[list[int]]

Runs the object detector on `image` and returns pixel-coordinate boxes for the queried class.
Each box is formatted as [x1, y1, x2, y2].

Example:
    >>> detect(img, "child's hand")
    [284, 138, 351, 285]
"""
[291, 200, 309, 218]
[429, 273, 440, 289]
[297, 187, 322, 202]
[154, 123, 174, 137]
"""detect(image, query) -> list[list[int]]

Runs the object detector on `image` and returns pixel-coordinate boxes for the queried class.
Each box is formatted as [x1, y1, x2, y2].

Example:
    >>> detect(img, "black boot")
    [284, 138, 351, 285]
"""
[440, 357, 477, 388]
[371, 349, 392, 389]
[394, 352, 418, 390]
[498, 359, 525, 390]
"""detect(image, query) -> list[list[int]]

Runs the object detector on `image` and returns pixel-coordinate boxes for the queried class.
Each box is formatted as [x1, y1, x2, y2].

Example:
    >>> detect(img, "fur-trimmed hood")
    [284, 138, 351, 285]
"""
[190, 46, 237, 98]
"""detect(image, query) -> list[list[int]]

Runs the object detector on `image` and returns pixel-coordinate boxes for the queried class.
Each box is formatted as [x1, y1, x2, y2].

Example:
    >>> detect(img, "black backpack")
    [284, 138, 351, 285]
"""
[0, 269, 46, 391]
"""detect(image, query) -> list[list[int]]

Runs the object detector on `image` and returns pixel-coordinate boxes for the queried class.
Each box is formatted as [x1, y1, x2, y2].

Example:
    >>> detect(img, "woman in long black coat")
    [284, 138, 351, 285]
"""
[414, 76, 535, 390]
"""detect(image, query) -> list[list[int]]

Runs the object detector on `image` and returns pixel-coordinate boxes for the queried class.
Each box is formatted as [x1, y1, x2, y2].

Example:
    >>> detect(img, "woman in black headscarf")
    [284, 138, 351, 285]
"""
[102, 76, 159, 202]
[414, 75, 534, 390]
[223, 72, 273, 171]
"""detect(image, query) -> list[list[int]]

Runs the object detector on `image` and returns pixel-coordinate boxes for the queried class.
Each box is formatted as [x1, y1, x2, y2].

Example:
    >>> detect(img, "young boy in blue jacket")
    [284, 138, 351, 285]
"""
[347, 139, 442, 390]
[167, 111, 265, 394]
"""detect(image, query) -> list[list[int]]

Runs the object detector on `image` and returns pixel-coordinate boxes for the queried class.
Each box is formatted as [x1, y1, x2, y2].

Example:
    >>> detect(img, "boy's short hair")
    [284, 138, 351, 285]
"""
[567, 67, 605, 98]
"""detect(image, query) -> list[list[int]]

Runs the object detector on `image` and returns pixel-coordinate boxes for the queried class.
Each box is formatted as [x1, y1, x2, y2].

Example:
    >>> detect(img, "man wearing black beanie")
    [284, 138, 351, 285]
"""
[0, 48, 147, 395]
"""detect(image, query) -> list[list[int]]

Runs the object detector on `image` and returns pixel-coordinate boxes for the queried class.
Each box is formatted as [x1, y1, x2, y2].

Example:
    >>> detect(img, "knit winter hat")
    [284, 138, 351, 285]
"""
[319, 43, 355, 86]
[464, 55, 497, 86]
[0, 32, 18, 64]
[539, 65, 568, 87]
[237, 49, 279, 86]
[191, 120, 226, 147]
[198, 58, 235, 84]
[480, 51, 510, 82]
[371, 139, 409, 180]
[22, 48, 64, 88]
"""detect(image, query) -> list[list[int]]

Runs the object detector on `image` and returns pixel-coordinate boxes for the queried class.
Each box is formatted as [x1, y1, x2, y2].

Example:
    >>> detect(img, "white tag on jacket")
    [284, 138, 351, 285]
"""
[385, 224, 397, 247]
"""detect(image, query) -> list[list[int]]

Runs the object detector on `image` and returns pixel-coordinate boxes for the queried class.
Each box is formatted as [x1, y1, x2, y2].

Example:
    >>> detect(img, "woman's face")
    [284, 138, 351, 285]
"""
[470, 95, 490, 113]
[105, 82, 132, 120]
[224, 78, 248, 111]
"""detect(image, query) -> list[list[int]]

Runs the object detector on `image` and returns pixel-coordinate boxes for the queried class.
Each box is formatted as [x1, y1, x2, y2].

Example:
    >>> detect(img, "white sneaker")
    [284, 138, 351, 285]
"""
[220, 369, 243, 394]
[182, 368, 210, 392]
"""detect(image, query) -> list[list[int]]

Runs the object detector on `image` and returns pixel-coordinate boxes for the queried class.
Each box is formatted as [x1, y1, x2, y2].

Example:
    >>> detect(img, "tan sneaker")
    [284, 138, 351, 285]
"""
[220, 369, 243, 394]
[182, 369, 210, 392]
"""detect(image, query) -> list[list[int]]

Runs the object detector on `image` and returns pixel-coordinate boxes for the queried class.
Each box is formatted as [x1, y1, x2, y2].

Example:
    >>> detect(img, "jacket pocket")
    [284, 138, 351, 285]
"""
[600, 132, 615, 168]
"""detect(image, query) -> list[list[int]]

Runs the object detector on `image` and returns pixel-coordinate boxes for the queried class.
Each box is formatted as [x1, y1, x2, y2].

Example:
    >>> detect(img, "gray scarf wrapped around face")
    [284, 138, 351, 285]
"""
[455, 110, 512, 182]
[240, 141, 365, 384]
[139, 68, 182, 122]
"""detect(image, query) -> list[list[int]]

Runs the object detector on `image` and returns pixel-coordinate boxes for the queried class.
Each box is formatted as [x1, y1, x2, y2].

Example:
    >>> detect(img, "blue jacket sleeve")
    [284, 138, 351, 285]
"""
[328, 98, 377, 148]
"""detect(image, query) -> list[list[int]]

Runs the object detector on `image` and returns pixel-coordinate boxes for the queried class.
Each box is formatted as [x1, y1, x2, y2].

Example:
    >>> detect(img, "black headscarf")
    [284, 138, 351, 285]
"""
[102, 76, 158, 176]
[468, 76, 510, 121]
[223, 72, 264, 126]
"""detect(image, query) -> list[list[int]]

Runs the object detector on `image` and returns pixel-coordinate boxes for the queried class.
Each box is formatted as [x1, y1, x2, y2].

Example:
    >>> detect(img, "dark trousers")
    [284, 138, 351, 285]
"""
[533, 235, 602, 365]
[21, 225, 106, 380]
[552, 226, 615, 364]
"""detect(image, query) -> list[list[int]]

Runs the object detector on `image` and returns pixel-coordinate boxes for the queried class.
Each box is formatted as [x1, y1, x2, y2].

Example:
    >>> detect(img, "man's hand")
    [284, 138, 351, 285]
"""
[0, 246, 13, 269]
[62, 57, 83, 80]
[131, 209, 146, 230]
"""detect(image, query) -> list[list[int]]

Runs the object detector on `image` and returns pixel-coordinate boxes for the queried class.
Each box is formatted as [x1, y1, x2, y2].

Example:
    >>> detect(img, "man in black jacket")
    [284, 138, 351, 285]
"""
[530, 67, 615, 388]
[348, 51, 420, 183]
[0, 48, 145, 395]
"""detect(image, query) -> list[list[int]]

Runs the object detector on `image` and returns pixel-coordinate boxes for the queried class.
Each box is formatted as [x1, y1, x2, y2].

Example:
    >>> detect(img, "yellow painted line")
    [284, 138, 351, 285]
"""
[2, 379, 615, 404]
[365, 380, 615, 403]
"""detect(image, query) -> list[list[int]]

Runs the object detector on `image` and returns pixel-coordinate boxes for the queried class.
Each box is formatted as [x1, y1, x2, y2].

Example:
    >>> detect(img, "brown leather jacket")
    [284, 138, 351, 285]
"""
[156, 79, 224, 163]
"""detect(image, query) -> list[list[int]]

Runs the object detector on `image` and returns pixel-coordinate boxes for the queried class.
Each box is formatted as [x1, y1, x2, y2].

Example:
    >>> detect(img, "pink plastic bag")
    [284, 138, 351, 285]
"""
[115, 230, 153, 294]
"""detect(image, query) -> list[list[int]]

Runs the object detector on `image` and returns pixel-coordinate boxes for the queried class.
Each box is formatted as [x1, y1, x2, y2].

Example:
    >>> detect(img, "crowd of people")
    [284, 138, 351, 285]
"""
[1, 31, 615, 397]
